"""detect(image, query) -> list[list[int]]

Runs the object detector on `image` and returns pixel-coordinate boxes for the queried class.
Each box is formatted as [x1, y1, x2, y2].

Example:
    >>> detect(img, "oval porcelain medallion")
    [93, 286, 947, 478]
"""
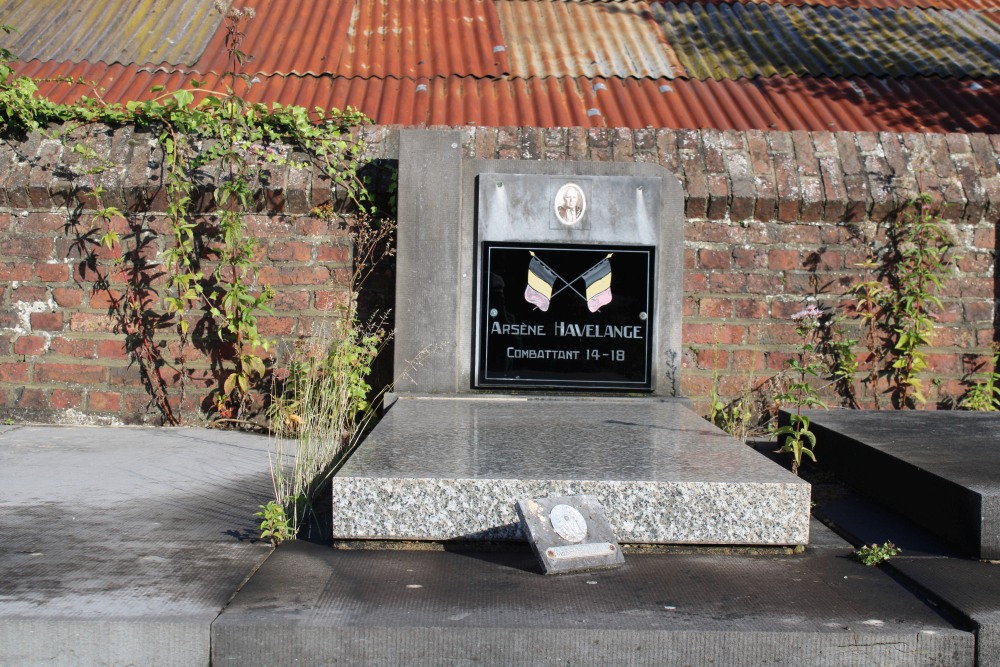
[549, 504, 588, 543]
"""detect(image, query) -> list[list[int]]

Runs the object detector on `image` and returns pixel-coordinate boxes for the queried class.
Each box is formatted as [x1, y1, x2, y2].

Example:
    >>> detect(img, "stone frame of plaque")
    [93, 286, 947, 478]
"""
[391, 132, 685, 397]
[476, 241, 656, 391]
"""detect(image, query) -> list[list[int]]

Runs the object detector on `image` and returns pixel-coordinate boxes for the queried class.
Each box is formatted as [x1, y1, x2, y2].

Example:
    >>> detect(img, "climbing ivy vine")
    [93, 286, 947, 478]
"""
[0, 7, 378, 424]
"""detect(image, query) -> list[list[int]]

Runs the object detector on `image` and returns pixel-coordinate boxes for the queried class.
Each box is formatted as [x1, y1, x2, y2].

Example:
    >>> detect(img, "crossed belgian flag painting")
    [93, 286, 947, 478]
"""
[524, 252, 613, 313]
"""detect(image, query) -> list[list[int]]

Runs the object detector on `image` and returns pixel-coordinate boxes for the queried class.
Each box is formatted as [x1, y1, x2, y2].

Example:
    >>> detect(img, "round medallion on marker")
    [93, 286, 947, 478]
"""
[549, 504, 588, 542]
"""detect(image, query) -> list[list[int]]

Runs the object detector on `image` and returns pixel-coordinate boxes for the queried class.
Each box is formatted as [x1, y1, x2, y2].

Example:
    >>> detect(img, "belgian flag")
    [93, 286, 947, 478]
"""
[524, 254, 557, 311]
[582, 256, 612, 312]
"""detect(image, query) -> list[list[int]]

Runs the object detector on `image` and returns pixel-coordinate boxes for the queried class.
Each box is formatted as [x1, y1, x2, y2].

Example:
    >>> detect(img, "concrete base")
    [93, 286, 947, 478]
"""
[212, 533, 972, 667]
[332, 395, 811, 545]
[0, 426, 274, 667]
[802, 409, 1000, 559]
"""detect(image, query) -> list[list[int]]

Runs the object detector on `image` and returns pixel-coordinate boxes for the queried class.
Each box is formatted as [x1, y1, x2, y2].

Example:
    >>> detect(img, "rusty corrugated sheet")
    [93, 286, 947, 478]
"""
[17, 59, 1000, 133]
[692, 0, 1000, 9]
[496, 0, 684, 78]
[0, 0, 224, 66]
[176, 0, 509, 78]
[652, 3, 1000, 79]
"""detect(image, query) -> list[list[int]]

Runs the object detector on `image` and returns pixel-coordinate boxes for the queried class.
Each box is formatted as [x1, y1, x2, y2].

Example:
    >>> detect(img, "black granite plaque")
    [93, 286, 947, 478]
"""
[476, 242, 655, 390]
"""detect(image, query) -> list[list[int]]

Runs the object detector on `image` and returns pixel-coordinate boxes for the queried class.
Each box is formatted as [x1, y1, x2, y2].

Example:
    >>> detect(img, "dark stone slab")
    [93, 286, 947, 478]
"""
[891, 559, 1000, 667]
[0, 426, 274, 666]
[213, 537, 972, 666]
[801, 410, 1000, 559]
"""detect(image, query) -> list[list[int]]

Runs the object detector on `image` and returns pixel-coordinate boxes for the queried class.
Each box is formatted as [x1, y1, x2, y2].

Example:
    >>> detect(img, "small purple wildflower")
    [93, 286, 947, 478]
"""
[790, 304, 824, 321]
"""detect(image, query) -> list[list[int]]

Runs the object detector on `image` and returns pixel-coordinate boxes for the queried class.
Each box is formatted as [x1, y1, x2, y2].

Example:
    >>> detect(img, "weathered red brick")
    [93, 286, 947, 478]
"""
[2, 238, 54, 261]
[973, 227, 996, 250]
[0, 362, 30, 382]
[49, 288, 81, 308]
[696, 348, 729, 369]
[70, 313, 115, 333]
[734, 299, 769, 319]
[791, 131, 819, 176]
[96, 339, 130, 360]
[969, 133, 998, 178]
[12, 285, 48, 302]
[683, 272, 708, 293]
[708, 271, 748, 294]
[257, 265, 331, 286]
[30, 312, 63, 332]
[266, 242, 313, 262]
[768, 249, 800, 271]
[256, 317, 295, 335]
[269, 290, 311, 311]
[36, 363, 107, 385]
[610, 128, 633, 161]
[567, 127, 589, 161]
[698, 298, 732, 318]
[17, 388, 48, 410]
[699, 248, 731, 270]
[49, 337, 97, 358]
[314, 289, 350, 311]
[14, 335, 47, 356]
[50, 388, 83, 409]
[587, 128, 610, 149]
[706, 174, 729, 221]
[733, 248, 767, 269]
[683, 322, 747, 345]
[317, 244, 351, 263]
[88, 391, 122, 412]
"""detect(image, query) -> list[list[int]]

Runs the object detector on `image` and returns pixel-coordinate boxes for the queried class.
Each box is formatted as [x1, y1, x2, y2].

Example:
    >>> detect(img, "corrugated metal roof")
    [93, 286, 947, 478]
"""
[652, 3, 1000, 79]
[497, 0, 685, 78]
[0, 0, 224, 66]
[168, 0, 509, 78]
[5, 0, 1000, 133]
[696, 0, 1000, 8]
[17, 59, 1000, 133]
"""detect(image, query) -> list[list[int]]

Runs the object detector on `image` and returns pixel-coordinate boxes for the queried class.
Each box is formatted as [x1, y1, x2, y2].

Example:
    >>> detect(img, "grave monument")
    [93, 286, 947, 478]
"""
[330, 130, 810, 547]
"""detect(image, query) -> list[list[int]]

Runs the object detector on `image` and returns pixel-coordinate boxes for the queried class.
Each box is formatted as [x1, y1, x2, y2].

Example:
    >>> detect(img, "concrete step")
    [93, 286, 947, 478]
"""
[331, 395, 811, 545]
[213, 534, 973, 666]
[802, 409, 1000, 559]
[0, 425, 275, 667]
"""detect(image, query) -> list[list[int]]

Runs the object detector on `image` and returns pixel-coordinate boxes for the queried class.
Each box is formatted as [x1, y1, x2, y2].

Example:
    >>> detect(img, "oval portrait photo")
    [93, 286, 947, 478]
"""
[554, 183, 586, 226]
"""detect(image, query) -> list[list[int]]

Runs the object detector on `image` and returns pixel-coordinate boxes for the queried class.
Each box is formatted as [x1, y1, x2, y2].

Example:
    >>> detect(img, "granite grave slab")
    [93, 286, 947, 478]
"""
[331, 396, 810, 545]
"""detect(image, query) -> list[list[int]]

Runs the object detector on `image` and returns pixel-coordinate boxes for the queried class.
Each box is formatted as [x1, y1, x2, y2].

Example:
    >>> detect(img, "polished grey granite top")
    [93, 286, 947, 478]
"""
[341, 396, 806, 486]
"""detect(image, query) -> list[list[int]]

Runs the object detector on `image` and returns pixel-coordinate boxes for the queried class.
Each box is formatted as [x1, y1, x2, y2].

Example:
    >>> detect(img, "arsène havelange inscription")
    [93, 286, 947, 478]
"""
[477, 242, 655, 391]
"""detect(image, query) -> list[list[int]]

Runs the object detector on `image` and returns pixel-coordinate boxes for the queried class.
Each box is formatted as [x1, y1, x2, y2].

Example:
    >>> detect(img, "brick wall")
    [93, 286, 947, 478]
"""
[1, 126, 997, 423]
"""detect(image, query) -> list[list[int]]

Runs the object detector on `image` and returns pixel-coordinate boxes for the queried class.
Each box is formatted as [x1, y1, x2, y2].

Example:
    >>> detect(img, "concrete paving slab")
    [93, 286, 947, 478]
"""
[803, 410, 1000, 559]
[0, 426, 276, 667]
[333, 396, 811, 545]
[213, 529, 973, 666]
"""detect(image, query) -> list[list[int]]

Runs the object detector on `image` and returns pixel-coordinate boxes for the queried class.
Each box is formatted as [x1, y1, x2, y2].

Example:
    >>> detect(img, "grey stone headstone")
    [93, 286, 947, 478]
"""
[516, 494, 625, 574]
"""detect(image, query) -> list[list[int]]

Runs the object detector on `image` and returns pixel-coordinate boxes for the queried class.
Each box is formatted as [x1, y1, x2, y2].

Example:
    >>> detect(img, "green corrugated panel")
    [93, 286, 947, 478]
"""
[0, 0, 225, 66]
[650, 3, 1000, 80]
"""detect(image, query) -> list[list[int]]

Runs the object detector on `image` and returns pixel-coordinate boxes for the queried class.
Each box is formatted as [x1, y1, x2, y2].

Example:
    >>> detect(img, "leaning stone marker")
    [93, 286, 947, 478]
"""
[516, 495, 624, 574]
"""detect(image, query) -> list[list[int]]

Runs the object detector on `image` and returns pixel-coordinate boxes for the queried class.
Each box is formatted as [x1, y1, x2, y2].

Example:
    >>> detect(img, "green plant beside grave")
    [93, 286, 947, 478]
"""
[772, 303, 827, 474]
[960, 345, 1000, 411]
[853, 541, 901, 566]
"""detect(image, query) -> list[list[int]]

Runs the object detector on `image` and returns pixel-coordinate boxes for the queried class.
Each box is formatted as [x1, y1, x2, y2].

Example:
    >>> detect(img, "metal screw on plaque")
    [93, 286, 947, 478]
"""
[639, 312, 647, 321]
[549, 504, 588, 543]
[489, 308, 498, 317]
